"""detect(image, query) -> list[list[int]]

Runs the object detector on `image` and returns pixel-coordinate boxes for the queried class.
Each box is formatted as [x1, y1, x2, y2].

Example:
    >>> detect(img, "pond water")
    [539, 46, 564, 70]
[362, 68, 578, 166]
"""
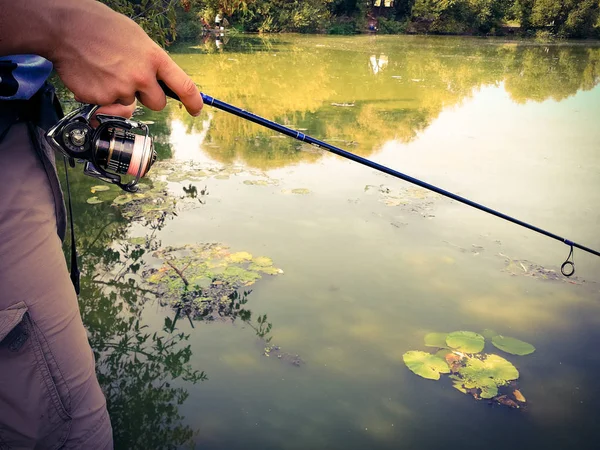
[63, 35, 600, 450]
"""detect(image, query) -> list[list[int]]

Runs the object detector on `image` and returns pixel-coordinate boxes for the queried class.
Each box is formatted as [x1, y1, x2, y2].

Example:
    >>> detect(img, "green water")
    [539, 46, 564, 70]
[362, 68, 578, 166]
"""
[65, 35, 600, 450]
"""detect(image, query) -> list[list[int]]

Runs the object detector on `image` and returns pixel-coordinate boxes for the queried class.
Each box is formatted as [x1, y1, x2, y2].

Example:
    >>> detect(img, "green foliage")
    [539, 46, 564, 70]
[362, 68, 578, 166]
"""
[424, 332, 449, 348]
[404, 330, 531, 406]
[99, 0, 180, 46]
[491, 335, 536, 355]
[454, 354, 519, 398]
[410, 0, 509, 34]
[402, 351, 451, 380]
[446, 331, 485, 353]
[99, 0, 600, 39]
[377, 16, 408, 33]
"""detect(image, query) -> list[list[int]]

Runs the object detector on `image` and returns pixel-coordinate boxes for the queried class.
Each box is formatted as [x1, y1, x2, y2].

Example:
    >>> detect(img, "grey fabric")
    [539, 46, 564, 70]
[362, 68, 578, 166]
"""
[0, 123, 113, 449]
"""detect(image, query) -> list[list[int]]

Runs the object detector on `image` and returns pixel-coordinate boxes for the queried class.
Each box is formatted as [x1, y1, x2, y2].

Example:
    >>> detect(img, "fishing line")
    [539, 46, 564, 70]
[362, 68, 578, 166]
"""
[158, 82, 599, 277]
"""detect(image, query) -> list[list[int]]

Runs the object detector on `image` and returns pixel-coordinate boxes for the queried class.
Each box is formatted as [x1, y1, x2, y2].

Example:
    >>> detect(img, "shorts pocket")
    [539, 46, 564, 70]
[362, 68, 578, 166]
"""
[0, 302, 72, 450]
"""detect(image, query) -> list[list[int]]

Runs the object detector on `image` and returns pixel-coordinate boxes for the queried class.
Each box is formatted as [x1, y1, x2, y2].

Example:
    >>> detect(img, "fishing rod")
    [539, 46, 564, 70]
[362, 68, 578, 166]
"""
[165, 83, 600, 276]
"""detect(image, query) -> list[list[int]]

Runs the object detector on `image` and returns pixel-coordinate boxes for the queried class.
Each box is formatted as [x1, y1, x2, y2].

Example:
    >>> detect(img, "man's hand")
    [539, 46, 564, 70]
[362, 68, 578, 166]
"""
[0, 0, 203, 116]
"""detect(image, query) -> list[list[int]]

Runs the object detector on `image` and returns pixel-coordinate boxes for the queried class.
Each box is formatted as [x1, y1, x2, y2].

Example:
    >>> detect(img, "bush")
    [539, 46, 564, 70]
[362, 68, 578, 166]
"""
[377, 17, 408, 34]
[328, 16, 360, 34]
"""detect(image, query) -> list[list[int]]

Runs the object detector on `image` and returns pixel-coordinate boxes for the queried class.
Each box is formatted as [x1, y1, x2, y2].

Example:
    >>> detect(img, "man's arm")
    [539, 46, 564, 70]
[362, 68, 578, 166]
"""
[0, 0, 203, 116]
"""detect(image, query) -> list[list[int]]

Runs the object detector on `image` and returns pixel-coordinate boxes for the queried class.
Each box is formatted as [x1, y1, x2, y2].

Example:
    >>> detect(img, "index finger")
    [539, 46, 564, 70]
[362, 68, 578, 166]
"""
[157, 57, 203, 116]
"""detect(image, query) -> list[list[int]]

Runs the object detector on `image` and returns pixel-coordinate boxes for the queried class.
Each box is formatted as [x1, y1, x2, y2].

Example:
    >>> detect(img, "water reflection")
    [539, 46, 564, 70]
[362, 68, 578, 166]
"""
[55, 35, 600, 450]
[161, 36, 600, 169]
[58, 167, 292, 448]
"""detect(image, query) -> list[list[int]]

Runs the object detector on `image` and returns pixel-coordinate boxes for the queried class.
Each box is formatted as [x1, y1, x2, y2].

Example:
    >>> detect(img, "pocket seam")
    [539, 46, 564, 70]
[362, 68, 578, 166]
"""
[31, 315, 73, 414]
[24, 313, 73, 449]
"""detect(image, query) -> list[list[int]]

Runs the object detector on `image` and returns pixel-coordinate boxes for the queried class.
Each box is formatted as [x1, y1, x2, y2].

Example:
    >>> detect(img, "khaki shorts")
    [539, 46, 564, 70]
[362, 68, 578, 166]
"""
[0, 123, 113, 449]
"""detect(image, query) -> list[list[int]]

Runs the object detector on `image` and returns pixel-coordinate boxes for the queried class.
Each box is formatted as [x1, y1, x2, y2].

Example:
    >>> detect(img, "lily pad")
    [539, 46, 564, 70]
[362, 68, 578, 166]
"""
[227, 251, 253, 263]
[402, 351, 450, 380]
[86, 196, 103, 204]
[90, 185, 110, 193]
[243, 180, 270, 186]
[513, 389, 527, 403]
[456, 354, 519, 398]
[424, 332, 449, 348]
[446, 331, 485, 353]
[491, 335, 535, 356]
[113, 193, 145, 206]
[252, 256, 273, 267]
[481, 329, 498, 340]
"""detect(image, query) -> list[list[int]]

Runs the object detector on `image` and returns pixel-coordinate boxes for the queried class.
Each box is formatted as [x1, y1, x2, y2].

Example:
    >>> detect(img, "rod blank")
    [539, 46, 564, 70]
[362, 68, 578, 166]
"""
[158, 81, 600, 264]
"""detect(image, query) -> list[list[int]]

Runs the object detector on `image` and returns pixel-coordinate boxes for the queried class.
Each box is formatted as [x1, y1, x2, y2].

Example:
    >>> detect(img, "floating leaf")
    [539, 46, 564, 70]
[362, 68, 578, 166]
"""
[291, 188, 310, 195]
[402, 351, 450, 380]
[113, 193, 145, 206]
[452, 380, 468, 394]
[513, 389, 526, 403]
[481, 329, 498, 340]
[434, 349, 451, 359]
[253, 256, 273, 267]
[227, 251, 253, 263]
[491, 335, 535, 356]
[128, 237, 146, 246]
[455, 354, 519, 399]
[496, 395, 520, 408]
[446, 331, 485, 353]
[424, 332, 449, 348]
[86, 196, 103, 205]
[90, 185, 110, 193]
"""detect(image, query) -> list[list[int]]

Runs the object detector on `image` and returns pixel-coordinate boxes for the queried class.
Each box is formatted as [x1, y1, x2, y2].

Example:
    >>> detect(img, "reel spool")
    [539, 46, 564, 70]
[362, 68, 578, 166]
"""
[46, 104, 156, 192]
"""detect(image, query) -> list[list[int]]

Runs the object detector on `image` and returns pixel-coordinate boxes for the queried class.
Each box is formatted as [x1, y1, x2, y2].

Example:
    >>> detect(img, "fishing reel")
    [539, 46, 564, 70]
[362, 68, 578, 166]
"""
[46, 104, 156, 192]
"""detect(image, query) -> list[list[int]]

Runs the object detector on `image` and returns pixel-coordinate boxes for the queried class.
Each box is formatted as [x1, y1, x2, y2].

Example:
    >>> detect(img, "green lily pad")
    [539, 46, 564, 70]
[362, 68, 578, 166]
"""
[243, 180, 270, 186]
[227, 251, 253, 263]
[434, 349, 451, 359]
[424, 332, 449, 348]
[253, 256, 273, 267]
[250, 265, 283, 275]
[86, 196, 103, 204]
[491, 335, 535, 356]
[402, 351, 450, 380]
[291, 188, 310, 195]
[113, 193, 145, 206]
[481, 329, 498, 340]
[128, 237, 146, 246]
[446, 331, 485, 353]
[456, 354, 519, 398]
[90, 185, 110, 193]
[452, 380, 468, 394]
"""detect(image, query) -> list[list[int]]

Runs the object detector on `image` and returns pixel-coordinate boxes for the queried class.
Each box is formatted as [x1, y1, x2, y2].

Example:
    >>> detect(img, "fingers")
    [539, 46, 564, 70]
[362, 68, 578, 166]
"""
[156, 56, 203, 116]
[90, 100, 137, 128]
[136, 81, 167, 111]
[96, 100, 137, 119]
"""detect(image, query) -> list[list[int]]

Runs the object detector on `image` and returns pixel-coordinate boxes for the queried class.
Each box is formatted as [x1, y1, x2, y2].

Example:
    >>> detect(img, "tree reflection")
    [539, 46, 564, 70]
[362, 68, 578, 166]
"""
[163, 37, 600, 169]
[57, 166, 290, 448]
[57, 168, 203, 449]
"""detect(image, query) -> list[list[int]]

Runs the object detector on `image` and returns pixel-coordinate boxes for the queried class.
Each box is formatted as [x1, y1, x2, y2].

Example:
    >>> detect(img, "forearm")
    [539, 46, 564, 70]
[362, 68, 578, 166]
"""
[0, 0, 203, 115]
[0, 0, 100, 60]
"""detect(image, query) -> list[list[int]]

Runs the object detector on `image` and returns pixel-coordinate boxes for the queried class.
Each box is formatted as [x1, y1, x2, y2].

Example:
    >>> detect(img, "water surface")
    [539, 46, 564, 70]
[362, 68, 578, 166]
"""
[64, 35, 600, 450]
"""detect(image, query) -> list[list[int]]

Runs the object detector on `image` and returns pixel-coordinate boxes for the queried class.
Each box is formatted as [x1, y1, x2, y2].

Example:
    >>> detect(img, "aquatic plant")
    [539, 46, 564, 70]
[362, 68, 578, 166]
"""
[403, 351, 450, 380]
[403, 330, 535, 408]
[491, 335, 536, 356]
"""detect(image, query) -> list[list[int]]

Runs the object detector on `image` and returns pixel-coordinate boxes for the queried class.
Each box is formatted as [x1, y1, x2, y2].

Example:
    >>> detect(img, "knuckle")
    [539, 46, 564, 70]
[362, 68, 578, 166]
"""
[149, 96, 167, 112]
[182, 77, 198, 97]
